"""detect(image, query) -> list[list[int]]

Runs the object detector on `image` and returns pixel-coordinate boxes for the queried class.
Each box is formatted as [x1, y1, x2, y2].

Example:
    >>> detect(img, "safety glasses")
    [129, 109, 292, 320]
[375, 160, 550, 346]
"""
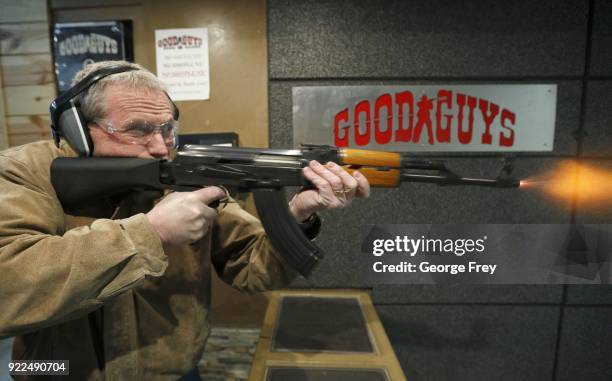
[92, 118, 179, 147]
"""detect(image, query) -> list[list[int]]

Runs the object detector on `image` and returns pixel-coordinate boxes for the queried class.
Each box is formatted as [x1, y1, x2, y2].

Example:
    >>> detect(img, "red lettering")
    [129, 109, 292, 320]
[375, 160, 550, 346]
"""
[500, 109, 515, 147]
[354, 100, 371, 146]
[413, 95, 435, 144]
[333, 108, 350, 147]
[395, 91, 414, 142]
[478, 99, 499, 145]
[436, 89, 452, 143]
[456, 93, 477, 144]
[332, 90, 518, 149]
[374, 93, 393, 144]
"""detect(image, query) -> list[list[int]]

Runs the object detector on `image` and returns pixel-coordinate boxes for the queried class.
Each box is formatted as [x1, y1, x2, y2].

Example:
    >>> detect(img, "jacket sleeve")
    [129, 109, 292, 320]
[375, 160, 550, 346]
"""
[0, 156, 168, 339]
[210, 200, 299, 293]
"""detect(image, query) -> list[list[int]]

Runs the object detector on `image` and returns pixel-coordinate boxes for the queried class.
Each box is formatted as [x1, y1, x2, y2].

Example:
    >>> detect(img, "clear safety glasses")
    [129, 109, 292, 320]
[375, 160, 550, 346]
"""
[92, 118, 179, 147]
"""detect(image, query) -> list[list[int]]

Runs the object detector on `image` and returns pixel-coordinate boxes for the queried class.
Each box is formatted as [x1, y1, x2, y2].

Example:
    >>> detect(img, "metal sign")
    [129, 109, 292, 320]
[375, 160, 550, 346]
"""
[53, 21, 134, 94]
[293, 85, 557, 152]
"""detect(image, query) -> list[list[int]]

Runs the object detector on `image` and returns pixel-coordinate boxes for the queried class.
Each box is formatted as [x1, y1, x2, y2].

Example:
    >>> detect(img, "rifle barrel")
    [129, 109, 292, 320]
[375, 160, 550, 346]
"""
[400, 173, 520, 188]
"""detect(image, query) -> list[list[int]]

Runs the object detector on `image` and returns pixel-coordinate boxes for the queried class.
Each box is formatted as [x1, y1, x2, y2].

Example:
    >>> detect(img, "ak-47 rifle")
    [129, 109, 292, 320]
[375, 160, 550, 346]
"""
[50, 144, 519, 276]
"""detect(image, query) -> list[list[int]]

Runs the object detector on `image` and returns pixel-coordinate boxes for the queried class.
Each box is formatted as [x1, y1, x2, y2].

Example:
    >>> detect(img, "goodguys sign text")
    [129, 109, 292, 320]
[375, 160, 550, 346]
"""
[292, 85, 557, 152]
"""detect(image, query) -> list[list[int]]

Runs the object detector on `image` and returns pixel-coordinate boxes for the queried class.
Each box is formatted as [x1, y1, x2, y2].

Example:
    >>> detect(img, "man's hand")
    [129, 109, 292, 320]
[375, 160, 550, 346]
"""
[146, 187, 227, 246]
[289, 160, 371, 221]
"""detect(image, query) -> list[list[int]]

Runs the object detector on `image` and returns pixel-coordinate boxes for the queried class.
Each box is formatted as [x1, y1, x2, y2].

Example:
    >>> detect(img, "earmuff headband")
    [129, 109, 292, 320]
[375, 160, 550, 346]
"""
[49, 64, 179, 155]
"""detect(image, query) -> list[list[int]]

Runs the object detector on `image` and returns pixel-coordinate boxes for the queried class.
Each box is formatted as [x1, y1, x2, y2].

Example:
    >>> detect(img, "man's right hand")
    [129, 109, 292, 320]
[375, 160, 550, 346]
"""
[145, 186, 227, 246]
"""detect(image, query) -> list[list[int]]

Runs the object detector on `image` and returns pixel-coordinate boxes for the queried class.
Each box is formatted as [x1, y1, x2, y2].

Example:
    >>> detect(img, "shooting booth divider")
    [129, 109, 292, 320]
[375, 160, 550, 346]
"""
[248, 290, 406, 381]
[178, 132, 239, 149]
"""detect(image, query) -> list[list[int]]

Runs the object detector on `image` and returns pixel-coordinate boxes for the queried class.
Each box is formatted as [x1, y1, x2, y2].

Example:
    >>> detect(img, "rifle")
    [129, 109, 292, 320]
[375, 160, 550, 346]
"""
[51, 144, 519, 276]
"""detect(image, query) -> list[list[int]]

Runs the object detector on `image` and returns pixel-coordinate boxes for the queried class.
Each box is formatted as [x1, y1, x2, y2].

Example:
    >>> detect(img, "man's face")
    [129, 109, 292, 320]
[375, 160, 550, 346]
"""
[89, 84, 175, 159]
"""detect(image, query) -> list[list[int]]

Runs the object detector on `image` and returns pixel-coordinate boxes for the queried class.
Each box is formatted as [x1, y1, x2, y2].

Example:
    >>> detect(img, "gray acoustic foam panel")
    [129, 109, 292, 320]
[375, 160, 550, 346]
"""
[565, 285, 612, 305]
[572, 159, 612, 312]
[271, 79, 581, 287]
[266, 367, 388, 381]
[377, 305, 559, 381]
[564, 177, 612, 305]
[273, 296, 373, 352]
[268, 0, 587, 78]
[582, 81, 612, 156]
[555, 307, 612, 381]
[372, 285, 563, 304]
[590, 0, 612, 76]
[288, 157, 572, 287]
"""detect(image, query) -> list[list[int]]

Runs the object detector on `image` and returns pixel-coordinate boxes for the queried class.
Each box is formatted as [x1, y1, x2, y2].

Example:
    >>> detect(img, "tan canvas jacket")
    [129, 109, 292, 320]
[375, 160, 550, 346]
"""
[0, 140, 296, 380]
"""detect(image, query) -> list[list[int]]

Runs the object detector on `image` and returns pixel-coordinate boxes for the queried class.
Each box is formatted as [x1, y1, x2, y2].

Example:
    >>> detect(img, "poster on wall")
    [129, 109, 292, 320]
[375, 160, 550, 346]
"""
[155, 28, 210, 101]
[293, 85, 557, 152]
[52, 21, 134, 94]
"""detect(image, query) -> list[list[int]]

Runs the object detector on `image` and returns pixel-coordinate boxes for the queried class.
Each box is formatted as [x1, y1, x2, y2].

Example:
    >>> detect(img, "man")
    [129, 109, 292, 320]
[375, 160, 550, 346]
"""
[0, 61, 370, 380]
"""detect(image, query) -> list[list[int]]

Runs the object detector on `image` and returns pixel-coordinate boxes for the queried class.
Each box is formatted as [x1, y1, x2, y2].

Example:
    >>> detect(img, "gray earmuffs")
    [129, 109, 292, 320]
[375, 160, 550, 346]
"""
[49, 65, 179, 156]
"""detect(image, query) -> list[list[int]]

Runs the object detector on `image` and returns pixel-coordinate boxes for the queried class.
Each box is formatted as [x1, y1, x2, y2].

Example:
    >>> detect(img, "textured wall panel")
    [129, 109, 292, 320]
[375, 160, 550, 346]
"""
[268, 0, 587, 78]
[574, 82, 612, 227]
[287, 157, 574, 287]
[268, 0, 609, 376]
[271, 81, 579, 286]
[582, 81, 612, 155]
[555, 307, 612, 381]
[565, 286, 612, 305]
[377, 305, 559, 381]
[590, 0, 612, 76]
[373, 285, 563, 304]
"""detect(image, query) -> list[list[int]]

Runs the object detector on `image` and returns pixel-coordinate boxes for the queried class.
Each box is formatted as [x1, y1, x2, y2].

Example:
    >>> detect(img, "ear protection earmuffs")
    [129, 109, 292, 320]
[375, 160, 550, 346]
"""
[49, 64, 179, 156]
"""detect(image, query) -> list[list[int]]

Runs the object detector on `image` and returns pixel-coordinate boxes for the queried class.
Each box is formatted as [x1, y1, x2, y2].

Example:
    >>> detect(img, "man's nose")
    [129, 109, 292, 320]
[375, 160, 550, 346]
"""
[147, 132, 170, 158]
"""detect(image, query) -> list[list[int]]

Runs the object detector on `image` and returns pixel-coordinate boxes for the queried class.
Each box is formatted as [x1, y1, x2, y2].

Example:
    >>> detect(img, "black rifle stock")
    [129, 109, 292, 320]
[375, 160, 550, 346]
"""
[51, 144, 519, 276]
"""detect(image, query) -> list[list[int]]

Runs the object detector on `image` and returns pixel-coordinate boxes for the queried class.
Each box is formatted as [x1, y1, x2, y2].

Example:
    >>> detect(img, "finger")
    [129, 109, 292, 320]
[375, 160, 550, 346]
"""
[352, 170, 371, 198]
[190, 203, 218, 236]
[200, 205, 219, 223]
[304, 163, 353, 208]
[302, 166, 334, 194]
[325, 162, 358, 198]
[308, 160, 343, 191]
[192, 186, 227, 205]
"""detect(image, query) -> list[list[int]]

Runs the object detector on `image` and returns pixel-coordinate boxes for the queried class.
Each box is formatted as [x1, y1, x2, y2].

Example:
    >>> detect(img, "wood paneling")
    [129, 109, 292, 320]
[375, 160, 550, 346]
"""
[7, 115, 53, 146]
[4, 85, 55, 116]
[0, 0, 48, 23]
[0, 1, 54, 147]
[0, 22, 51, 54]
[7, 115, 50, 134]
[1, 54, 54, 86]
[143, 0, 269, 148]
[50, 0, 140, 8]
[9, 131, 52, 146]
[0, 71, 7, 150]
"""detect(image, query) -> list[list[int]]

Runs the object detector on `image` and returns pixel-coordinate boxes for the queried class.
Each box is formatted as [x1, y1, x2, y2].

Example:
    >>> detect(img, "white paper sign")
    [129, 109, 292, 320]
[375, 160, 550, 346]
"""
[155, 28, 210, 101]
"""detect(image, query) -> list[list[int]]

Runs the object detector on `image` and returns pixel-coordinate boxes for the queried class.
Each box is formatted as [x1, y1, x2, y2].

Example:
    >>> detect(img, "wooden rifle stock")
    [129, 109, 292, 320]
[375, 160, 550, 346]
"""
[339, 148, 401, 167]
[343, 167, 401, 187]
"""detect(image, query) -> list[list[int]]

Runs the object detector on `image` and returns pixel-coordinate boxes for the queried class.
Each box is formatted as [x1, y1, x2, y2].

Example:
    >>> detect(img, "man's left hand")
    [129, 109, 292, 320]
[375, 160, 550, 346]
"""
[289, 160, 370, 222]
